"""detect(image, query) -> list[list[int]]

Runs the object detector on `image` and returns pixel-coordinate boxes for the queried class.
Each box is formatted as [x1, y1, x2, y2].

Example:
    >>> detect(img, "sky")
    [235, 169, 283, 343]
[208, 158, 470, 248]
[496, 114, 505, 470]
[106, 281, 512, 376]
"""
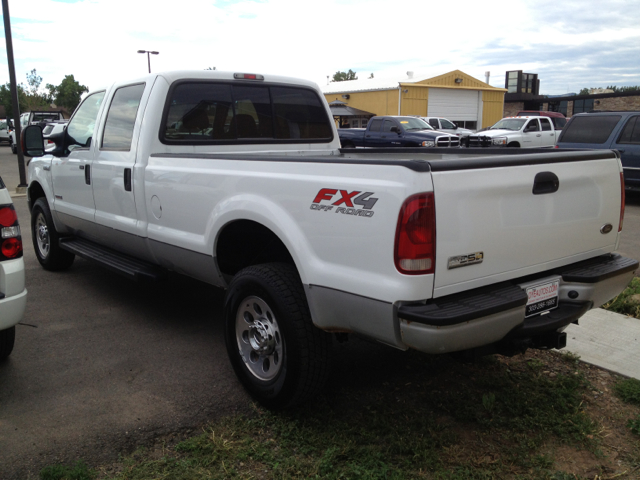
[1, 0, 639, 97]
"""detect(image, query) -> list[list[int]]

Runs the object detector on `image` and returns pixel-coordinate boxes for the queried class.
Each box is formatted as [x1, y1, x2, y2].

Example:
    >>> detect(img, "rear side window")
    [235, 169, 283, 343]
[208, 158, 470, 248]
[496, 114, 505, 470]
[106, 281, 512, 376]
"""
[552, 117, 566, 129]
[428, 119, 438, 128]
[162, 82, 332, 144]
[618, 116, 640, 145]
[540, 118, 552, 131]
[560, 115, 621, 144]
[369, 119, 382, 132]
[101, 83, 145, 150]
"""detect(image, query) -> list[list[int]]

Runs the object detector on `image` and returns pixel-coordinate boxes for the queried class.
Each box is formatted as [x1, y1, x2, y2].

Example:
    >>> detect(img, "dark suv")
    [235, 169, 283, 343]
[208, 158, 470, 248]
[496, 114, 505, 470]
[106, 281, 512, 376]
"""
[556, 111, 640, 190]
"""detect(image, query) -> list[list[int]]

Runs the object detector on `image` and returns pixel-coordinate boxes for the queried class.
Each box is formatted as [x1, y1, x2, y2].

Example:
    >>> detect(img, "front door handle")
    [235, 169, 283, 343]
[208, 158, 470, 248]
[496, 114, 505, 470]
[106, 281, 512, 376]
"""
[84, 165, 91, 185]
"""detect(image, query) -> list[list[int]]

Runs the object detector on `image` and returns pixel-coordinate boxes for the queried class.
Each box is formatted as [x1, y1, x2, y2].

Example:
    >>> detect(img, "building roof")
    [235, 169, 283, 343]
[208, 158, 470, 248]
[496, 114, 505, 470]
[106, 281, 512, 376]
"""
[322, 73, 433, 94]
[328, 104, 376, 117]
[322, 70, 505, 95]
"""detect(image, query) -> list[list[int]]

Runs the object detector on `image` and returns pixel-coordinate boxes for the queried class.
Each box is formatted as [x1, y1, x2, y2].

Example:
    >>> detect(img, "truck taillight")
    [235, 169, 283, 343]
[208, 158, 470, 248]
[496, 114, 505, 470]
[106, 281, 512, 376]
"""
[620, 172, 625, 232]
[394, 193, 435, 275]
[0, 205, 23, 260]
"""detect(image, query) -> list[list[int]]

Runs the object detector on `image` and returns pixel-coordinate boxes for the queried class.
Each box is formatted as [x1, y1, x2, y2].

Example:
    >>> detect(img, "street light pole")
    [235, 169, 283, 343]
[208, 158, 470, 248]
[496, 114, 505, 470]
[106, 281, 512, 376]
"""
[137, 50, 159, 74]
[2, 0, 27, 192]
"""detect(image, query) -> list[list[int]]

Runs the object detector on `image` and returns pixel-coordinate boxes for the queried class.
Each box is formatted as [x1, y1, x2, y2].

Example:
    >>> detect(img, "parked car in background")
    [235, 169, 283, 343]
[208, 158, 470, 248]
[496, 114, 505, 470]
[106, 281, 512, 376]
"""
[10, 111, 65, 154]
[419, 117, 474, 142]
[0, 176, 27, 359]
[556, 111, 640, 190]
[42, 120, 69, 153]
[0, 120, 10, 144]
[516, 111, 566, 130]
[339, 116, 460, 148]
[467, 116, 558, 148]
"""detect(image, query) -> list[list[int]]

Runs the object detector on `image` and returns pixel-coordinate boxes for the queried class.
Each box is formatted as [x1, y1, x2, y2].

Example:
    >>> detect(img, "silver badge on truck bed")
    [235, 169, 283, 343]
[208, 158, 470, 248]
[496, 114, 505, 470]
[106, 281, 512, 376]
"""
[448, 252, 484, 269]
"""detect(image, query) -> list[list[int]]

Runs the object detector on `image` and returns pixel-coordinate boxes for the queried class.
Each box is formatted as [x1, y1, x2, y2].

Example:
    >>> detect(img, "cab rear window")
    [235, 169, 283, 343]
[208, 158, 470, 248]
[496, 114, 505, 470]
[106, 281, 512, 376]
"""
[560, 115, 621, 144]
[162, 82, 333, 144]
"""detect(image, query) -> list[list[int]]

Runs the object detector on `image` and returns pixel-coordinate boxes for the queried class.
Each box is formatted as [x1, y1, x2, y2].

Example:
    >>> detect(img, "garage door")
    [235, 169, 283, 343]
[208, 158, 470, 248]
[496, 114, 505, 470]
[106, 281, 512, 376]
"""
[427, 88, 480, 121]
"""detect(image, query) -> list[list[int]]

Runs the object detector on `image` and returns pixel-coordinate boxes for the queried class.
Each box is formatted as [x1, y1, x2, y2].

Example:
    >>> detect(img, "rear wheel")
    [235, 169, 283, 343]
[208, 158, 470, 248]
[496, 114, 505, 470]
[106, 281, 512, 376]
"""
[31, 198, 75, 271]
[341, 141, 355, 148]
[224, 263, 332, 409]
[0, 326, 15, 360]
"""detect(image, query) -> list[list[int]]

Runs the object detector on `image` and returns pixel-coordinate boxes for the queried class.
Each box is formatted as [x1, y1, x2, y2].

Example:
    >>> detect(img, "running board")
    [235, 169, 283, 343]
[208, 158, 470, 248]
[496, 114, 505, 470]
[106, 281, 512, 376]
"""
[59, 237, 165, 281]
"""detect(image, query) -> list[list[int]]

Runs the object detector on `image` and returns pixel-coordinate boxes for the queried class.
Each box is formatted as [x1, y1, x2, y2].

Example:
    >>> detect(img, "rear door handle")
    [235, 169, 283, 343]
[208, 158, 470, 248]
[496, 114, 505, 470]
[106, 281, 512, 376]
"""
[124, 168, 132, 192]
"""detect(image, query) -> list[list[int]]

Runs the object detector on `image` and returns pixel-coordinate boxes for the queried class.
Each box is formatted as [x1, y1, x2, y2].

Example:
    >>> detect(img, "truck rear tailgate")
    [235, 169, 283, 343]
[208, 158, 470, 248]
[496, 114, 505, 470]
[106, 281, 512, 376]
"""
[430, 151, 622, 297]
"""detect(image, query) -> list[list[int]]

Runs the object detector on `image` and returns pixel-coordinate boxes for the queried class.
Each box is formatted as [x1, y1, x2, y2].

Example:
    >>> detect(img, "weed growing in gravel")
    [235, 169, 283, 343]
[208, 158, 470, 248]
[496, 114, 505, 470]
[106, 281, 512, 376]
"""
[614, 377, 640, 406]
[602, 277, 640, 317]
[40, 461, 96, 480]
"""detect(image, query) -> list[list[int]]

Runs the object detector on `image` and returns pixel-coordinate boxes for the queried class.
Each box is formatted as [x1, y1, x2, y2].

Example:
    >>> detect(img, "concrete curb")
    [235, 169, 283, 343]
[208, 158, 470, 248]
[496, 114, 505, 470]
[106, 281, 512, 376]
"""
[565, 308, 640, 380]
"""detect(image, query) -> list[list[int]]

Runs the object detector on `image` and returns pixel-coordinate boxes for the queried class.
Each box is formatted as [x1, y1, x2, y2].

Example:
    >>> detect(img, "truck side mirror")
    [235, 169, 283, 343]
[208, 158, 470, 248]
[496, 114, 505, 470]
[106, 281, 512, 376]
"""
[22, 125, 45, 157]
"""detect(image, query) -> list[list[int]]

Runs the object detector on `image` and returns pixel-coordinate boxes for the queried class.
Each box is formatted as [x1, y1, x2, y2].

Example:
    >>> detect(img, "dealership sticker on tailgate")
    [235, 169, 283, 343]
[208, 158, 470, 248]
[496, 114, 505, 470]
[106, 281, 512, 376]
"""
[525, 279, 559, 317]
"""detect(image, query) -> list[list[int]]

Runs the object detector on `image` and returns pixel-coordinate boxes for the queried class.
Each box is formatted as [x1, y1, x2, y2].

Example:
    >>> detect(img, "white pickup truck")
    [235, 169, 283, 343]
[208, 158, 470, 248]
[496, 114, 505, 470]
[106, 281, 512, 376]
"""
[467, 116, 558, 148]
[23, 70, 637, 409]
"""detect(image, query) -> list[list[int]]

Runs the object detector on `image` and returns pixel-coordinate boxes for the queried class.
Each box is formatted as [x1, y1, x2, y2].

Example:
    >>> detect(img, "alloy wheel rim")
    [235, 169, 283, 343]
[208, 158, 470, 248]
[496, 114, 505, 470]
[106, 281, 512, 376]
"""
[235, 295, 283, 381]
[35, 213, 50, 258]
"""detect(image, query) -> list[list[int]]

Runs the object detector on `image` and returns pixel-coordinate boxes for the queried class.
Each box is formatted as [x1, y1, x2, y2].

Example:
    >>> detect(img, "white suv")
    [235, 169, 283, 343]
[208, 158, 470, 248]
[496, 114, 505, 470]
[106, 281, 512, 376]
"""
[0, 177, 27, 359]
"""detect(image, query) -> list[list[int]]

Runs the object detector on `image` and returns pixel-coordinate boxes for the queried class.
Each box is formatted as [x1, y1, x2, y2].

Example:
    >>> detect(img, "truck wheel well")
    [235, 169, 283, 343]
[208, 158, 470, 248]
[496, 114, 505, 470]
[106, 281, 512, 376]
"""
[341, 140, 355, 148]
[28, 182, 46, 211]
[216, 220, 295, 277]
[507, 142, 520, 148]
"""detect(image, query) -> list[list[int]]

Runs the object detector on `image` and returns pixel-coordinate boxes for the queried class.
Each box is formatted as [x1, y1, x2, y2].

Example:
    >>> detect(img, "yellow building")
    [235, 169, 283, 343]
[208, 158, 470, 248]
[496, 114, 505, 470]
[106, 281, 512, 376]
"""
[322, 70, 506, 130]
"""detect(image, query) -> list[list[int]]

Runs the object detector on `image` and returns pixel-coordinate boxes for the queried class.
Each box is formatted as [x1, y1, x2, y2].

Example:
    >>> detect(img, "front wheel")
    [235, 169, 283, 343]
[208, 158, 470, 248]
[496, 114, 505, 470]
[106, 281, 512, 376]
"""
[31, 198, 75, 271]
[224, 263, 332, 409]
[0, 326, 15, 360]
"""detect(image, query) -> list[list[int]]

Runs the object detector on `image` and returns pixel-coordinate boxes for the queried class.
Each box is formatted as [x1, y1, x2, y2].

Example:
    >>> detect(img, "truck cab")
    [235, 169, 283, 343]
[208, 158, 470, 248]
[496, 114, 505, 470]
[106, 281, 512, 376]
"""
[467, 116, 558, 148]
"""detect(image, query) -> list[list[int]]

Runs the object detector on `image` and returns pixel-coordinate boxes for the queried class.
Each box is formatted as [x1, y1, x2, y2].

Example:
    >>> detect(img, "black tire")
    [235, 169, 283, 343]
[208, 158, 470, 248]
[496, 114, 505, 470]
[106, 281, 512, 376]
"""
[224, 263, 332, 409]
[31, 198, 75, 271]
[0, 326, 15, 360]
[341, 141, 355, 148]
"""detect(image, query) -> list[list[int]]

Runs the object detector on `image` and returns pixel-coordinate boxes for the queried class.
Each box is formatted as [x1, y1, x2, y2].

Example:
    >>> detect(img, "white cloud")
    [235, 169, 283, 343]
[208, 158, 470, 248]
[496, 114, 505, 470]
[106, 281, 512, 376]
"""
[0, 0, 638, 95]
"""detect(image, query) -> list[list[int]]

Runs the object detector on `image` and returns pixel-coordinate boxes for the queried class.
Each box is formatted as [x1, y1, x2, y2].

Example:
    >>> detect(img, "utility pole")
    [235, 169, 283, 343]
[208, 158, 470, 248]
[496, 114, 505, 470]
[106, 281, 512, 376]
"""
[2, 0, 27, 193]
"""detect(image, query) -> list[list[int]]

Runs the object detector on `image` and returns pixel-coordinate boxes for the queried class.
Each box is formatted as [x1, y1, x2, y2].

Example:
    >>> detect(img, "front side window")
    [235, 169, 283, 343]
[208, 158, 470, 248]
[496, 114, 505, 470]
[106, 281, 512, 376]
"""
[383, 120, 396, 132]
[560, 115, 621, 144]
[525, 119, 540, 131]
[618, 116, 640, 145]
[440, 119, 456, 129]
[101, 84, 145, 150]
[162, 82, 332, 143]
[67, 91, 106, 150]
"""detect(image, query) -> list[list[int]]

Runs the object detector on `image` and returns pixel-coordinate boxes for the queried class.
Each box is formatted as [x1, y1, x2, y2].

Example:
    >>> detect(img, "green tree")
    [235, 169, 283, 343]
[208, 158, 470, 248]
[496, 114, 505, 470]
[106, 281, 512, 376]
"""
[46, 75, 88, 112]
[332, 69, 358, 82]
[23, 68, 51, 110]
[0, 83, 27, 118]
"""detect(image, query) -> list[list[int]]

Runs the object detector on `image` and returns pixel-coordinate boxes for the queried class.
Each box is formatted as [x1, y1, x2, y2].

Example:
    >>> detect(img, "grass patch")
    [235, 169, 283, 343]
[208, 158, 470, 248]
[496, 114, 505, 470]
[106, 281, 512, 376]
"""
[97, 352, 603, 479]
[614, 377, 640, 406]
[602, 277, 640, 318]
[40, 461, 96, 480]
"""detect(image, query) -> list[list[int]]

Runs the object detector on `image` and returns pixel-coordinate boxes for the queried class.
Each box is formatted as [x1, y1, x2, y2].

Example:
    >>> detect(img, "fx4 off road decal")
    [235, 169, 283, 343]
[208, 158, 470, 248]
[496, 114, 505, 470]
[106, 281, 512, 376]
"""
[311, 188, 378, 218]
